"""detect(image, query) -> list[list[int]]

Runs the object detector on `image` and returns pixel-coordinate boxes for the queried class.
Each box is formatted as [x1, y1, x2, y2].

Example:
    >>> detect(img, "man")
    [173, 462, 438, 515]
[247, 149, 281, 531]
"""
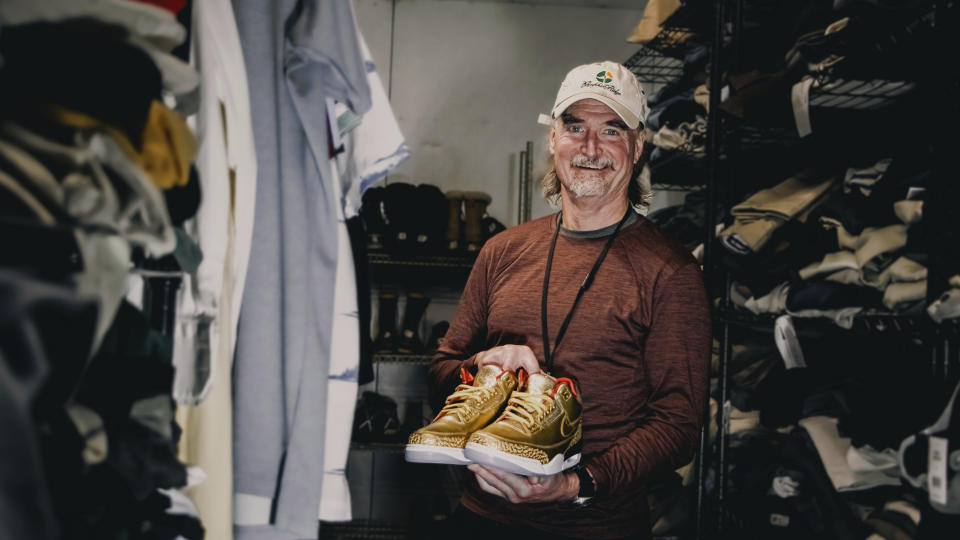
[428, 61, 711, 539]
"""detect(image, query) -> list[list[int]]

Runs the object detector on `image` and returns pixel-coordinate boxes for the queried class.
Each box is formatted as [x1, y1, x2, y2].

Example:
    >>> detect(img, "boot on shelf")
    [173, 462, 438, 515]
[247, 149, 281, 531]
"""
[415, 184, 448, 254]
[383, 182, 418, 256]
[462, 191, 492, 252]
[373, 288, 398, 354]
[360, 186, 387, 251]
[396, 292, 430, 354]
[445, 190, 464, 251]
[426, 321, 450, 353]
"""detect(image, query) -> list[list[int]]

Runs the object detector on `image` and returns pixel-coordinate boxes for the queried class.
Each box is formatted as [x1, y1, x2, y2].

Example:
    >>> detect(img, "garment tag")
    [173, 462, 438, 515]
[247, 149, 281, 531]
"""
[775, 315, 807, 369]
[720, 84, 730, 102]
[326, 97, 344, 156]
[929, 436, 949, 505]
[770, 513, 790, 527]
[792, 78, 814, 137]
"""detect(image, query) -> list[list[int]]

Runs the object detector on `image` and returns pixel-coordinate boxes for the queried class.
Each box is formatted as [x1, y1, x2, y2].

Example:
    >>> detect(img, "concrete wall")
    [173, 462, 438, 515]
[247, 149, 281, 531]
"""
[354, 0, 647, 226]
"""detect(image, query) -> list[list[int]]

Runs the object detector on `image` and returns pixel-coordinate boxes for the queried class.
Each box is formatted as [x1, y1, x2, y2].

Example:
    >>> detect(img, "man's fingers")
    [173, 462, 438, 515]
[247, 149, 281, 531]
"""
[475, 473, 507, 499]
[482, 466, 534, 496]
[472, 465, 523, 502]
[476, 345, 542, 375]
[516, 346, 541, 374]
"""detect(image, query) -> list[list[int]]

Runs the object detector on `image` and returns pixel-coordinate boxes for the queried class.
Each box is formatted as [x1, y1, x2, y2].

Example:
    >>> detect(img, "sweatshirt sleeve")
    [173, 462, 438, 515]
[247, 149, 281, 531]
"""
[586, 262, 712, 498]
[426, 245, 494, 410]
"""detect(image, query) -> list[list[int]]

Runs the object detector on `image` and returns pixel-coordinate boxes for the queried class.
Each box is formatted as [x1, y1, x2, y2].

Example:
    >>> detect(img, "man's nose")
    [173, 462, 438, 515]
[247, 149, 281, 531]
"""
[580, 129, 599, 157]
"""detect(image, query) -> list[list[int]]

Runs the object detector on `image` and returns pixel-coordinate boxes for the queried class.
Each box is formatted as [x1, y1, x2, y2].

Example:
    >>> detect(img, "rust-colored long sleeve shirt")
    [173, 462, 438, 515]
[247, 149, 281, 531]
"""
[428, 212, 711, 539]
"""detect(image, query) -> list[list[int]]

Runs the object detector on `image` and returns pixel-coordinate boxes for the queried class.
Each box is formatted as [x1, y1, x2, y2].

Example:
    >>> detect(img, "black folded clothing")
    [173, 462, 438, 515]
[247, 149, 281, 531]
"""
[786, 280, 885, 312]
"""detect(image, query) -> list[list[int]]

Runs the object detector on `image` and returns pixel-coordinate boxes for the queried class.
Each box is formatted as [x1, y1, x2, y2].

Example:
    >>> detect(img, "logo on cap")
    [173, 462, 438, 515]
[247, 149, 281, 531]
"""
[596, 71, 613, 83]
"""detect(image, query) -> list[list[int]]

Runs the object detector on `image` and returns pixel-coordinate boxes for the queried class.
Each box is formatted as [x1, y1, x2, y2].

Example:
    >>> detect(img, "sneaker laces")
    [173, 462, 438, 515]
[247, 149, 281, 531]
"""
[498, 391, 554, 434]
[438, 384, 497, 423]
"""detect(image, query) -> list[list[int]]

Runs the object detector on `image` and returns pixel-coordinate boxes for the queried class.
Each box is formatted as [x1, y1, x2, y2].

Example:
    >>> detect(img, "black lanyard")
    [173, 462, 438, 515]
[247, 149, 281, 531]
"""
[541, 207, 632, 373]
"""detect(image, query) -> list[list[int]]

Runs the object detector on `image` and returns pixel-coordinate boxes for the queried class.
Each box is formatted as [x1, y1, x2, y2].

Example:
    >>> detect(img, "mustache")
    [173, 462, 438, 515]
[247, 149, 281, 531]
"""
[570, 155, 613, 169]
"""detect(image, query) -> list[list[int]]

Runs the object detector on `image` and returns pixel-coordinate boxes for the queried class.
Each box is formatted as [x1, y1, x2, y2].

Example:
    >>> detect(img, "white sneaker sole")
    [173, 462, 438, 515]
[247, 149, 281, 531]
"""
[463, 441, 580, 476]
[404, 444, 471, 465]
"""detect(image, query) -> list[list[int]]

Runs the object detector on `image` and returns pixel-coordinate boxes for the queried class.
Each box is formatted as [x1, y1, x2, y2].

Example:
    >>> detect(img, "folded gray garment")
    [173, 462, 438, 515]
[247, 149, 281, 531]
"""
[894, 199, 923, 225]
[882, 280, 926, 311]
[928, 288, 960, 323]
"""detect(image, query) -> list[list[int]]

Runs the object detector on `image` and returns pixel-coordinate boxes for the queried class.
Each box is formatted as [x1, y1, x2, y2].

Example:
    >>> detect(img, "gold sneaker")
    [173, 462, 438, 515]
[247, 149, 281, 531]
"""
[405, 365, 518, 465]
[463, 372, 582, 475]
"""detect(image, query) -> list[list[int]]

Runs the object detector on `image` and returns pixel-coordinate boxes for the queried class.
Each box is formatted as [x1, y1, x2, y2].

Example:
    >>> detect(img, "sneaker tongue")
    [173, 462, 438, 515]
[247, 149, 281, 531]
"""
[526, 373, 556, 394]
[473, 365, 505, 387]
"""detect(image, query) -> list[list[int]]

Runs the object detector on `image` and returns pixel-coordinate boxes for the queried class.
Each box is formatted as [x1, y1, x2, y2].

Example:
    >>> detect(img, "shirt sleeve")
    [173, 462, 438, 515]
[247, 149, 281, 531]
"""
[426, 244, 494, 410]
[586, 262, 712, 498]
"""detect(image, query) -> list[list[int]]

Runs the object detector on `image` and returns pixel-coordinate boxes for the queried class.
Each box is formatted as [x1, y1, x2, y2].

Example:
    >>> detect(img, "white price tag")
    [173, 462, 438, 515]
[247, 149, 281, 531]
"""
[792, 77, 814, 138]
[929, 436, 949, 505]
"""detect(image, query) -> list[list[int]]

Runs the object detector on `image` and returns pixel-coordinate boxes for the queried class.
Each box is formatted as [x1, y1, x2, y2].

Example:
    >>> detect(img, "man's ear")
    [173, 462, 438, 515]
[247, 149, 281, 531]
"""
[548, 124, 557, 155]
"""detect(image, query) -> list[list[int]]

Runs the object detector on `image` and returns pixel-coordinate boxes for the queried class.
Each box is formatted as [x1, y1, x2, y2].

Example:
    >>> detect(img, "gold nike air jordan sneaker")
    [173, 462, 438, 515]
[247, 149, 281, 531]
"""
[463, 372, 582, 475]
[405, 365, 518, 465]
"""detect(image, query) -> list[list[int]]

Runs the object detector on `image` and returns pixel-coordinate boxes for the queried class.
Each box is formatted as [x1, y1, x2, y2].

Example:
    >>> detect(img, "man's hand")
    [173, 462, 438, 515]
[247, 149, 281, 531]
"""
[467, 464, 579, 504]
[475, 344, 541, 375]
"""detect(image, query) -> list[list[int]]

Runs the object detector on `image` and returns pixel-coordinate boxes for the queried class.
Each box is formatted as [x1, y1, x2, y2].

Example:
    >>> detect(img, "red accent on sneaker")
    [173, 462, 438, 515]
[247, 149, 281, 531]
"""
[516, 368, 529, 389]
[460, 367, 475, 384]
[553, 377, 578, 397]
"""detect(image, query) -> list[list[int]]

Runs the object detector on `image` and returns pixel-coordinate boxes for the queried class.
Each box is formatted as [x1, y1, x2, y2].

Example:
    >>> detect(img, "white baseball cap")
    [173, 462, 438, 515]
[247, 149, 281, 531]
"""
[548, 61, 649, 129]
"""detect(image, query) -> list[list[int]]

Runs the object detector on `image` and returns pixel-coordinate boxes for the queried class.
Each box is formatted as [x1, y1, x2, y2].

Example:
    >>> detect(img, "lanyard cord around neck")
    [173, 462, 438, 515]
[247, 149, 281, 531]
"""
[541, 207, 632, 373]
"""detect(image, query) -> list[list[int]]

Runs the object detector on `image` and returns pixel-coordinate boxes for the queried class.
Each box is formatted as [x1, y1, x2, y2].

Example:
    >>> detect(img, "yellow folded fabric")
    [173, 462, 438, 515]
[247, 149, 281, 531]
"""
[49, 101, 197, 190]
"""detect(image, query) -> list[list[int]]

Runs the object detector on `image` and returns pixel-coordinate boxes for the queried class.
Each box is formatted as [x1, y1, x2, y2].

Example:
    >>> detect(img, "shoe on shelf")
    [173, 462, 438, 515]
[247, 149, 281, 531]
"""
[445, 190, 464, 251]
[462, 191, 491, 252]
[426, 321, 450, 353]
[396, 292, 430, 354]
[373, 288, 398, 354]
[353, 391, 402, 443]
[464, 371, 582, 476]
[406, 365, 518, 466]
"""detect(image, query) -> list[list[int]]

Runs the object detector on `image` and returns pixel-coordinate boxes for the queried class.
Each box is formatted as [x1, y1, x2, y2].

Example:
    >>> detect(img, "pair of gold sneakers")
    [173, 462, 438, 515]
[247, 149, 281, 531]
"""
[404, 364, 583, 476]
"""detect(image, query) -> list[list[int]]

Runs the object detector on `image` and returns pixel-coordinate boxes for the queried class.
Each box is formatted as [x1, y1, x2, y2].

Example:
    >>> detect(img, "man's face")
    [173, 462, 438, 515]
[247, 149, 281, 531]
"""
[549, 99, 644, 204]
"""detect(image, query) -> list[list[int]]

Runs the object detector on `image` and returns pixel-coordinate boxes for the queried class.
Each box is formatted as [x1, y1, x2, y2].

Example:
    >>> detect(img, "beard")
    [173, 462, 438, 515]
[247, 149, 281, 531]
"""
[563, 154, 614, 197]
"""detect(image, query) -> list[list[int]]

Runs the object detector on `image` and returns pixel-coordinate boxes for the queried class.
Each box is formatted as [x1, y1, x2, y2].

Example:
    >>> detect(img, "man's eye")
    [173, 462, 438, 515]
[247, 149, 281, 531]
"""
[567, 125, 583, 133]
[604, 128, 620, 136]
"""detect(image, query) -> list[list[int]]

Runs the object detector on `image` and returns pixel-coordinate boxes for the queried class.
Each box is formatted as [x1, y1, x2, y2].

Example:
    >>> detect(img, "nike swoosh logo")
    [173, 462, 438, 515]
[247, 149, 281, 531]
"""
[560, 415, 578, 437]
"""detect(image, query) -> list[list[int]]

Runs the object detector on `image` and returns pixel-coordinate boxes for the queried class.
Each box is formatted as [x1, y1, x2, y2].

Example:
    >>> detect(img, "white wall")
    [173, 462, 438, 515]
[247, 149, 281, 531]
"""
[354, 0, 647, 226]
